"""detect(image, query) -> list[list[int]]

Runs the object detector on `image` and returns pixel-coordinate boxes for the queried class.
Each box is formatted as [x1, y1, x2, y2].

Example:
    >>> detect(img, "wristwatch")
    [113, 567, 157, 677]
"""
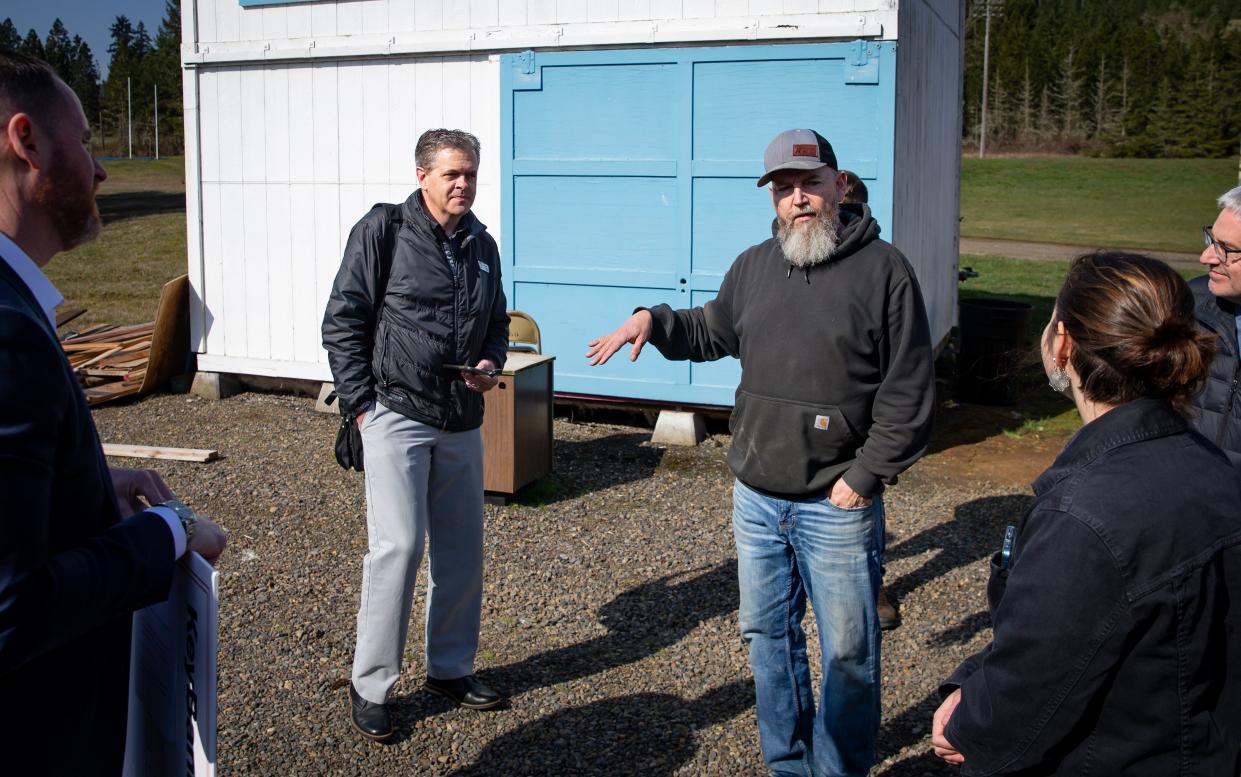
[160, 499, 198, 545]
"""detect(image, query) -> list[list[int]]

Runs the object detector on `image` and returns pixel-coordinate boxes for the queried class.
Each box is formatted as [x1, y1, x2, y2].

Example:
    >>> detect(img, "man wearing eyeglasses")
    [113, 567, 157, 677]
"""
[1193, 184, 1241, 459]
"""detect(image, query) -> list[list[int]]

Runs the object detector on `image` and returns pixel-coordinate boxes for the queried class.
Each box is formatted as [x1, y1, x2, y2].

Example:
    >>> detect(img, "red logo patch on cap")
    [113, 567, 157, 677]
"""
[792, 143, 819, 157]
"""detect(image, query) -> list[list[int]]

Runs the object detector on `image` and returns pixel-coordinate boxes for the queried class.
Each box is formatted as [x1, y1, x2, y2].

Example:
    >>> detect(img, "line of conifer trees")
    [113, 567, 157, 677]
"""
[0, 1, 182, 157]
[3, 1, 1237, 160]
[964, 0, 1241, 157]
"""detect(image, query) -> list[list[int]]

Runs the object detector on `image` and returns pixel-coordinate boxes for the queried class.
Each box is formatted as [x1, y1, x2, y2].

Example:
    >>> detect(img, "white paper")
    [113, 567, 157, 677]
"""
[123, 552, 219, 777]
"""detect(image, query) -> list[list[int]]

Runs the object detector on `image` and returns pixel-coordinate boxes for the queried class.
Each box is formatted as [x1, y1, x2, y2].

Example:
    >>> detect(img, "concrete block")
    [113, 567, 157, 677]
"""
[190, 371, 241, 401]
[650, 410, 707, 447]
[315, 382, 338, 414]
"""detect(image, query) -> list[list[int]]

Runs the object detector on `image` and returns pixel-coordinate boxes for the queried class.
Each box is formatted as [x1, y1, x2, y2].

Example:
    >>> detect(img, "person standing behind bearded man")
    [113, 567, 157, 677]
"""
[587, 129, 934, 776]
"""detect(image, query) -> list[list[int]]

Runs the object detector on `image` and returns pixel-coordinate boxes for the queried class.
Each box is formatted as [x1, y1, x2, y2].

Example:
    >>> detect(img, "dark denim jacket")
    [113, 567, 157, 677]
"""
[942, 399, 1241, 776]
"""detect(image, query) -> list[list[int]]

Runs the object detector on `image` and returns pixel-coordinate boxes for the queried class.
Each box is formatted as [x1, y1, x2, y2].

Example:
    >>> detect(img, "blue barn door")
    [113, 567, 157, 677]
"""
[500, 41, 895, 406]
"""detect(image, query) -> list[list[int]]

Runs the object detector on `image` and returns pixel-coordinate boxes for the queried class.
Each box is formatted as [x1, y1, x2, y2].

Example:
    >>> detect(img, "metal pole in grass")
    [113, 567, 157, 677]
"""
[979, 0, 991, 159]
[154, 84, 159, 160]
[127, 77, 132, 160]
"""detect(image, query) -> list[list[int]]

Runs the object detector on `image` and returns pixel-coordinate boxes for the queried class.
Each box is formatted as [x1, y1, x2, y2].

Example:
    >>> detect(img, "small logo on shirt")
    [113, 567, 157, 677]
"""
[813, 415, 830, 431]
[478, 261, 490, 273]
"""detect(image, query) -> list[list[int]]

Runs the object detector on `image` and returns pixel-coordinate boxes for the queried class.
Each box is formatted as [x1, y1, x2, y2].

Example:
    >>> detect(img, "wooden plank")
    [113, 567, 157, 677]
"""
[139, 274, 189, 393]
[55, 307, 87, 328]
[77, 346, 123, 369]
[82, 381, 142, 404]
[63, 342, 126, 351]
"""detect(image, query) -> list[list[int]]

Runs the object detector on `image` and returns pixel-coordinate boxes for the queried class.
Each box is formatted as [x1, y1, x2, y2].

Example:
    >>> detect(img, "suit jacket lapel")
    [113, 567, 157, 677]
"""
[0, 255, 60, 344]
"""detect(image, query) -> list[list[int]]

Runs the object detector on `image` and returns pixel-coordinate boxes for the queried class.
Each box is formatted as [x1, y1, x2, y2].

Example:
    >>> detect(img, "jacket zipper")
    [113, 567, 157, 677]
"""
[444, 236, 459, 431]
[1219, 361, 1240, 448]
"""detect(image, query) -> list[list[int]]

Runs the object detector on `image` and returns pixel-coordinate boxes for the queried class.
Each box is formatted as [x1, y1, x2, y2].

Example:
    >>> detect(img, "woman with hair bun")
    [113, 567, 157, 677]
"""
[931, 252, 1241, 775]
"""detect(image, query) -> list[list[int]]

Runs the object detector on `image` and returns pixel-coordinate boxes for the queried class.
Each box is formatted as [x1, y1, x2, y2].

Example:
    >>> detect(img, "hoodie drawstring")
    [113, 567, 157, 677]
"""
[784, 264, 812, 283]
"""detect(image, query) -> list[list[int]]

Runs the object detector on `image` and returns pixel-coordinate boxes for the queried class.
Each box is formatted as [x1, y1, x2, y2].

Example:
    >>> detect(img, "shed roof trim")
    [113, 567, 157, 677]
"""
[182, 16, 887, 67]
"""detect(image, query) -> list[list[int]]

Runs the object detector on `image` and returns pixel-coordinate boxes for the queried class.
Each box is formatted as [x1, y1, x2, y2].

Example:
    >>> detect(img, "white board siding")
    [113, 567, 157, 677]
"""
[187, 0, 896, 63]
[189, 55, 499, 369]
[891, 0, 963, 345]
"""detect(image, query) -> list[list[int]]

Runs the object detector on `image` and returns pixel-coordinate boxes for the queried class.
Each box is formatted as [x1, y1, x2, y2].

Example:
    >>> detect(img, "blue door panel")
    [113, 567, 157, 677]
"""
[514, 176, 681, 273]
[687, 289, 742, 400]
[514, 283, 688, 396]
[501, 42, 895, 406]
[691, 178, 775, 276]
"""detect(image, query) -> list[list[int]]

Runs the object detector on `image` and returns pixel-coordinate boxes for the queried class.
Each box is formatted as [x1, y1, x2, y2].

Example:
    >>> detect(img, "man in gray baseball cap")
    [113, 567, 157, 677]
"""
[587, 128, 934, 776]
[755, 128, 838, 187]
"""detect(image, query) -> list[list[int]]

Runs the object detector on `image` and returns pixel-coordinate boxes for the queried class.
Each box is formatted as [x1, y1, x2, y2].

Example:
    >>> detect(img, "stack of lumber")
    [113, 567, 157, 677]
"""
[62, 322, 156, 405]
[56, 273, 191, 408]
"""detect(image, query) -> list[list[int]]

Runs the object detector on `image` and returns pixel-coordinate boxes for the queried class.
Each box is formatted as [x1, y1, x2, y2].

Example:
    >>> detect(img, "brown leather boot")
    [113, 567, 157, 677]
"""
[877, 585, 900, 630]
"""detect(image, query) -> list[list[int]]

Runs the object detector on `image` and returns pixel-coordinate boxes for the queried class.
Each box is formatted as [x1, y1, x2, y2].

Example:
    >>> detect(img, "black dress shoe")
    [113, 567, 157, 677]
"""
[349, 683, 394, 741]
[424, 674, 505, 710]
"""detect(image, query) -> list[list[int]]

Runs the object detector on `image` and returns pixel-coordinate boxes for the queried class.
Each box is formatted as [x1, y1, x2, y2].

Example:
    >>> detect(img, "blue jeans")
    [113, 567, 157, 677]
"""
[732, 479, 884, 777]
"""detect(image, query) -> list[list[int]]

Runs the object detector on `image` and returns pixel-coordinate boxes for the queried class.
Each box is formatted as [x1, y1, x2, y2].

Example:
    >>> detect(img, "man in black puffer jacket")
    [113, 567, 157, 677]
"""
[323, 129, 509, 742]
[1191, 185, 1241, 461]
[587, 129, 934, 777]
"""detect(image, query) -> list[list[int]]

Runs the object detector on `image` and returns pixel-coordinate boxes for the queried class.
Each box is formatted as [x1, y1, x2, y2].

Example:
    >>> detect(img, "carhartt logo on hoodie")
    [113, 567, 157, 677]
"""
[813, 415, 830, 431]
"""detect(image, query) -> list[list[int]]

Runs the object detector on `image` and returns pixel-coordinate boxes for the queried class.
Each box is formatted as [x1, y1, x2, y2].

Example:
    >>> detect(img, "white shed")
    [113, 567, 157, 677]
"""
[181, 0, 963, 406]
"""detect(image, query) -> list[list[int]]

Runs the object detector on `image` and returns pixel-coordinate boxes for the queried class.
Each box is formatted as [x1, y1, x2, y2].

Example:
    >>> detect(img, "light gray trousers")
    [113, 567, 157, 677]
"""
[350, 400, 485, 704]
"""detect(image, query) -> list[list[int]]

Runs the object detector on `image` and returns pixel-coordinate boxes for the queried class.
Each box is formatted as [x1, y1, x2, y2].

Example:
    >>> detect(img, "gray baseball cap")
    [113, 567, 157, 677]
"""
[756, 129, 838, 187]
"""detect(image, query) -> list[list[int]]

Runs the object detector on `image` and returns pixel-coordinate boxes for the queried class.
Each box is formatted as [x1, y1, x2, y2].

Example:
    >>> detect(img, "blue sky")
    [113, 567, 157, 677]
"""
[2, 0, 171, 79]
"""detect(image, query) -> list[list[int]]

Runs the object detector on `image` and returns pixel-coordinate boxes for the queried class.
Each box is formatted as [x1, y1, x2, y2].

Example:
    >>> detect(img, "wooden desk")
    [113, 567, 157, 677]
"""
[481, 352, 554, 494]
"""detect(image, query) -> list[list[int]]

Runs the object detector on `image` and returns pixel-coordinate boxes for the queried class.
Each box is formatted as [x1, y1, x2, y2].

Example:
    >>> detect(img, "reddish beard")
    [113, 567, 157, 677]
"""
[31, 150, 101, 251]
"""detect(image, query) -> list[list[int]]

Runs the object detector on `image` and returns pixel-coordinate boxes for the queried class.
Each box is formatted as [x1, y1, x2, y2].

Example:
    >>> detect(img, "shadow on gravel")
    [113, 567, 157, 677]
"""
[98, 190, 186, 223]
[481, 560, 738, 695]
[884, 494, 1030, 619]
[874, 495, 1030, 766]
[510, 432, 665, 506]
[384, 561, 740, 746]
[876, 689, 959, 772]
[447, 680, 755, 776]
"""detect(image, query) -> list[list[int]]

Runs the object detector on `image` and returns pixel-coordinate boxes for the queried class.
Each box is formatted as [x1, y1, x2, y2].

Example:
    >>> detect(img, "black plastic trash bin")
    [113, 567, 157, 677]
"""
[956, 298, 1033, 405]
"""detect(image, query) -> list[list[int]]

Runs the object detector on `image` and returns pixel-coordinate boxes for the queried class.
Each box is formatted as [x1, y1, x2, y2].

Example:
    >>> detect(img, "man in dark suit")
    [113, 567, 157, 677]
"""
[0, 53, 227, 775]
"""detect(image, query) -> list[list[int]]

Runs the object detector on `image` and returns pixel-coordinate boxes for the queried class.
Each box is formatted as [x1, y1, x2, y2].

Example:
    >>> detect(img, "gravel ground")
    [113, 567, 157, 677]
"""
[94, 391, 1031, 776]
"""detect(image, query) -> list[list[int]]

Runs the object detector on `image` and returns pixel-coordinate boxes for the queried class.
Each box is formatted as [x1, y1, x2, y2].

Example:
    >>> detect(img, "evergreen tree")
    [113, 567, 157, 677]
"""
[147, 0, 184, 153]
[0, 19, 21, 53]
[102, 16, 137, 151]
[43, 19, 73, 74]
[19, 29, 44, 60]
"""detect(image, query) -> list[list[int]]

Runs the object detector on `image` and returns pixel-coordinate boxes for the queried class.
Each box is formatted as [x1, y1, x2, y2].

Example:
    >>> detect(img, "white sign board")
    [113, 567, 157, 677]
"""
[123, 552, 219, 777]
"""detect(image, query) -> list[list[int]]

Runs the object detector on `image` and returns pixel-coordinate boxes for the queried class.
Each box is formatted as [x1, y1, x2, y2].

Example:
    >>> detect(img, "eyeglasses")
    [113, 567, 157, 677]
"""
[1203, 226, 1241, 265]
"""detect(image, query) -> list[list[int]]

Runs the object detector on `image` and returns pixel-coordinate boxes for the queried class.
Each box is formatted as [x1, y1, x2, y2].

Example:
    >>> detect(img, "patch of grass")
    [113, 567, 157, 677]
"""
[96, 156, 186, 192]
[961, 156, 1238, 252]
[42, 157, 187, 330]
[954, 254, 1205, 438]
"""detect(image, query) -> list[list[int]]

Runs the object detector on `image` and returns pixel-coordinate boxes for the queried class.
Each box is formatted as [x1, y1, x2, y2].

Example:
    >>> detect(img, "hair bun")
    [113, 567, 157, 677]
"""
[1144, 320, 1194, 350]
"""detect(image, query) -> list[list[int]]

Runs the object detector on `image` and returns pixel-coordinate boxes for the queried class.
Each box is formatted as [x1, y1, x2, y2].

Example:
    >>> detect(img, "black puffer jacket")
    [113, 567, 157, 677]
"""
[322, 191, 508, 431]
[1189, 275, 1241, 456]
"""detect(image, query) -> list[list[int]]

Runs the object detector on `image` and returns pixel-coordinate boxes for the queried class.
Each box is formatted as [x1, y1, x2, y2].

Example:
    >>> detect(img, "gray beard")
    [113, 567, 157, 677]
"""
[777, 208, 840, 268]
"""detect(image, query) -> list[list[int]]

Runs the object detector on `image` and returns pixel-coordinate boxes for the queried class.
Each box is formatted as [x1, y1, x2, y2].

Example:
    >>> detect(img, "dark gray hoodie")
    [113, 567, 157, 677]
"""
[644, 204, 934, 498]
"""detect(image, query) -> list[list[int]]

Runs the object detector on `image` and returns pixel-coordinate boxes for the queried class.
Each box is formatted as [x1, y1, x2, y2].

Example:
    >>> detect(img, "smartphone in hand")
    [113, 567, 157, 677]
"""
[443, 364, 500, 378]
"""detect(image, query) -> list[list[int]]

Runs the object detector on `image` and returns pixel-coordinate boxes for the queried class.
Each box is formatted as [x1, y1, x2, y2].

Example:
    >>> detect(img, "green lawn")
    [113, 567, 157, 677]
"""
[960, 156, 1239, 253]
[957, 254, 1206, 435]
[43, 157, 187, 330]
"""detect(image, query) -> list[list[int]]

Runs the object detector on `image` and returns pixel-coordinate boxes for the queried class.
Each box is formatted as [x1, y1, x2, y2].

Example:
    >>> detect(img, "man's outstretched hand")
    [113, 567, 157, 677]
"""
[586, 310, 654, 366]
